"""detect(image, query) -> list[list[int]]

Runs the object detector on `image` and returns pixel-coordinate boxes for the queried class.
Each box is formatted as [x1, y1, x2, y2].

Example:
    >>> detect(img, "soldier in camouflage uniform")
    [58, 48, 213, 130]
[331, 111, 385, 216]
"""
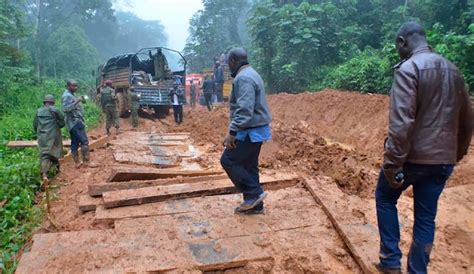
[128, 90, 140, 128]
[33, 95, 66, 180]
[100, 80, 120, 135]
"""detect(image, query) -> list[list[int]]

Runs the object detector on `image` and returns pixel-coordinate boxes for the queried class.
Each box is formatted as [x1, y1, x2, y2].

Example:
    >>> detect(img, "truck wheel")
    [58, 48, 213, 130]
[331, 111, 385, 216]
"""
[116, 91, 130, 118]
[153, 106, 170, 118]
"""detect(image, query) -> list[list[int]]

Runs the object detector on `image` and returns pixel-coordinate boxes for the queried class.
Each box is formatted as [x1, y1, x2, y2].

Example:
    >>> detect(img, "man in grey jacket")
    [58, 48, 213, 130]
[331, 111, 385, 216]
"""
[220, 48, 272, 215]
[61, 79, 92, 168]
[375, 22, 472, 274]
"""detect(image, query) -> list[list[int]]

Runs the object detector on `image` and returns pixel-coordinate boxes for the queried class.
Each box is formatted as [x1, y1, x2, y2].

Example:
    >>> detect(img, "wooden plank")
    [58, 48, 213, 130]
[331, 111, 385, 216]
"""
[78, 195, 102, 212]
[16, 230, 271, 273]
[108, 167, 224, 182]
[302, 178, 474, 274]
[303, 177, 376, 274]
[189, 237, 272, 271]
[95, 194, 242, 222]
[103, 173, 300, 209]
[95, 186, 314, 222]
[15, 229, 186, 273]
[7, 139, 71, 148]
[60, 135, 110, 165]
[89, 174, 228, 197]
[113, 152, 180, 166]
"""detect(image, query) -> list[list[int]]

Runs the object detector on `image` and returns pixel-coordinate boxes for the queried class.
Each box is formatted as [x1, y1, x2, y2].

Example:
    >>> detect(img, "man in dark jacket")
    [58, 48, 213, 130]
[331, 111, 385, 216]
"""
[201, 75, 214, 111]
[34, 95, 65, 181]
[214, 62, 225, 102]
[220, 48, 272, 215]
[375, 22, 472, 274]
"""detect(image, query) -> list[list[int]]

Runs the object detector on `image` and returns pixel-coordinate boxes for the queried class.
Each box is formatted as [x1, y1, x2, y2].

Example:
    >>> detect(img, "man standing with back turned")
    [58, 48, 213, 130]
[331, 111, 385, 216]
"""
[34, 95, 65, 181]
[100, 80, 120, 136]
[375, 22, 472, 274]
[220, 48, 272, 215]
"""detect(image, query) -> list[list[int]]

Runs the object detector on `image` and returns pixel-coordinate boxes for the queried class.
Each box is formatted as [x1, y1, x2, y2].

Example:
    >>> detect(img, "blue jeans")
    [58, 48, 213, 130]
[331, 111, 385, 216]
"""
[69, 122, 89, 153]
[220, 137, 263, 204]
[375, 163, 454, 273]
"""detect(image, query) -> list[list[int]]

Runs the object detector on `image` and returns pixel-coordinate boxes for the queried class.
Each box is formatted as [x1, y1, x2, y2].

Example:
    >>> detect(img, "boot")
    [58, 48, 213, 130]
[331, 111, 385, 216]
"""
[81, 145, 98, 168]
[72, 150, 81, 168]
[106, 129, 111, 136]
[115, 127, 120, 136]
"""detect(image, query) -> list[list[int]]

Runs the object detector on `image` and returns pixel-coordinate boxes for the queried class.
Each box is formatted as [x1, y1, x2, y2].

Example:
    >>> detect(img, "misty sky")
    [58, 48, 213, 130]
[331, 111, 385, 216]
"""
[114, 0, 203, 52]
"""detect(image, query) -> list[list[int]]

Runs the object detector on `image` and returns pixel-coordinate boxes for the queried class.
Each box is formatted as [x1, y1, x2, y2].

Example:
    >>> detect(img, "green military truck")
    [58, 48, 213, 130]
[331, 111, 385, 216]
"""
[96, 47, 187, 117]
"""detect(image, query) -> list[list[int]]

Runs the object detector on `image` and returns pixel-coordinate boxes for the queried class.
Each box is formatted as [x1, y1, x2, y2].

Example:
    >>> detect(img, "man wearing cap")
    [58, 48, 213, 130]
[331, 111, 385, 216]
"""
[100, 80, 120, 135]
[34, 95, 65, 181]
[61, 79, 93, 168]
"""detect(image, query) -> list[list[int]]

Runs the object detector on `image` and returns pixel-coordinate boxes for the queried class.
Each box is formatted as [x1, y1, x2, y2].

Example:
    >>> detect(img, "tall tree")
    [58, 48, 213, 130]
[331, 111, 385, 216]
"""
[184, 0, 251, 72]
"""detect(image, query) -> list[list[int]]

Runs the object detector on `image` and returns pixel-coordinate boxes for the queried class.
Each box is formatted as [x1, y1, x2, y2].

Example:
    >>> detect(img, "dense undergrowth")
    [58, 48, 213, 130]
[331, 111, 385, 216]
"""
[0, 71, 100, 272]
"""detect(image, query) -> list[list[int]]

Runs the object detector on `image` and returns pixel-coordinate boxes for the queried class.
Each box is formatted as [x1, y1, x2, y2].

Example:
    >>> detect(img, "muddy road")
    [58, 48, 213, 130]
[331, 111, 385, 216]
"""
[17, 89, 473, 273]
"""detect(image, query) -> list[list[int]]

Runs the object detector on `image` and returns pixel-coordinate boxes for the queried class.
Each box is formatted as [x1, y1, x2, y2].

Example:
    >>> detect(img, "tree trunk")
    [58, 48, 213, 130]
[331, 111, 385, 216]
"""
[35, 0, 42, 80]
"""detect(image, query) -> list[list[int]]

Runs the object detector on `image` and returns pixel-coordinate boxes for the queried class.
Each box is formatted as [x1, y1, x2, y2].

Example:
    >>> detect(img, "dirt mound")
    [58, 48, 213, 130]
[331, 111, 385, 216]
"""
[260, 120, 379, 198]
[268, 89, 389, 156]
[173, 91, 383, 198]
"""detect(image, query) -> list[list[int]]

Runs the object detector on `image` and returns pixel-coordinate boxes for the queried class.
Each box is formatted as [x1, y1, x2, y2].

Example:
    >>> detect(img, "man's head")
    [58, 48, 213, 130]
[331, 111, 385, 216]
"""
[227, 48, 248, 75]
[105, 79, 113, 87]
[395, 21, 428, 59]
[43, 94, 55, 106]
[190, 79, 194, 84]
[67, 79, 78, 93]
[204, 75, 209, 80]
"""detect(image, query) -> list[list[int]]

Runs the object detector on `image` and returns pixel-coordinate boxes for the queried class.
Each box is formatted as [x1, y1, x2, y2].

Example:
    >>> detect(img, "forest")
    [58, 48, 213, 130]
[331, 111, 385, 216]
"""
[0, 0, 473, 272]
[184, 0, 473, 93]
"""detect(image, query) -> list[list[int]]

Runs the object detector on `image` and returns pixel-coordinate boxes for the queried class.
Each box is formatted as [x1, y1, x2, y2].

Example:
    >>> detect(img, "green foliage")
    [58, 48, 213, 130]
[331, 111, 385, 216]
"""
[84, 11, 168, 61]
[183, 0, 251, 72]
[248, 0, 473, 93]
[428, 23, 474, 92]
[320, 48, 393, 93]
[249, 1, 347, 91]
[0, 74, 101, 272]
[45, 26, 99, 79]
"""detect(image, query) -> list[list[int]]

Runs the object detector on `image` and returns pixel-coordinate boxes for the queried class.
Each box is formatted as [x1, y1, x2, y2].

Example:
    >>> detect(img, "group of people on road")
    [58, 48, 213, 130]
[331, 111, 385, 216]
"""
[33, 21, 472, 274]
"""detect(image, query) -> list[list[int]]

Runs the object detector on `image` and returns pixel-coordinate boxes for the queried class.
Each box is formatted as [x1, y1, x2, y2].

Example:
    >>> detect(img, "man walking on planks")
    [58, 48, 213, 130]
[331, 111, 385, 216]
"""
[220, 47, 272, 215]
[34, 95, 65, 182]
[375, 22, 472, 274]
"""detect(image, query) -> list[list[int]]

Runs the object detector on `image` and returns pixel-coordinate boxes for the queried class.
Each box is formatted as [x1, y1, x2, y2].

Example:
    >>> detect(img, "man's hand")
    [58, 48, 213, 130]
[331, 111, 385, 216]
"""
[223, 134, 237, 150]
[383, 164, 405, 189]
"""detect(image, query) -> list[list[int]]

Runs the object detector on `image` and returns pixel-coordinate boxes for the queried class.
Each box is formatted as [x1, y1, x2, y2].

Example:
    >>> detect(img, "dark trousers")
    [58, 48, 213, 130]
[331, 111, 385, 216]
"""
[220, 137, 263, 202]
[172, 105, 183, 123]
[375, 163, 454, 273]
[69, 122, 89, 153]
[215, 82, 223, 102]
[204, 93, 213, 111]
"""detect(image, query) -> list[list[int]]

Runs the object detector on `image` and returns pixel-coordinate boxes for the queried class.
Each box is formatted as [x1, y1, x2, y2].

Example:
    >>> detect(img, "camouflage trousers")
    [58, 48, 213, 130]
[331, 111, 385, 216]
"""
[104, 105, 119, 131]
[130, 107, 139, 127]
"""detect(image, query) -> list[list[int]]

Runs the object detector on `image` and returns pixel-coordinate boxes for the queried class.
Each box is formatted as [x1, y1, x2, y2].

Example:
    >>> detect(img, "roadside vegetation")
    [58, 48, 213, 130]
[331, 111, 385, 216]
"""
[184, 0, 473, 94]
[0, 72, 100, 271]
